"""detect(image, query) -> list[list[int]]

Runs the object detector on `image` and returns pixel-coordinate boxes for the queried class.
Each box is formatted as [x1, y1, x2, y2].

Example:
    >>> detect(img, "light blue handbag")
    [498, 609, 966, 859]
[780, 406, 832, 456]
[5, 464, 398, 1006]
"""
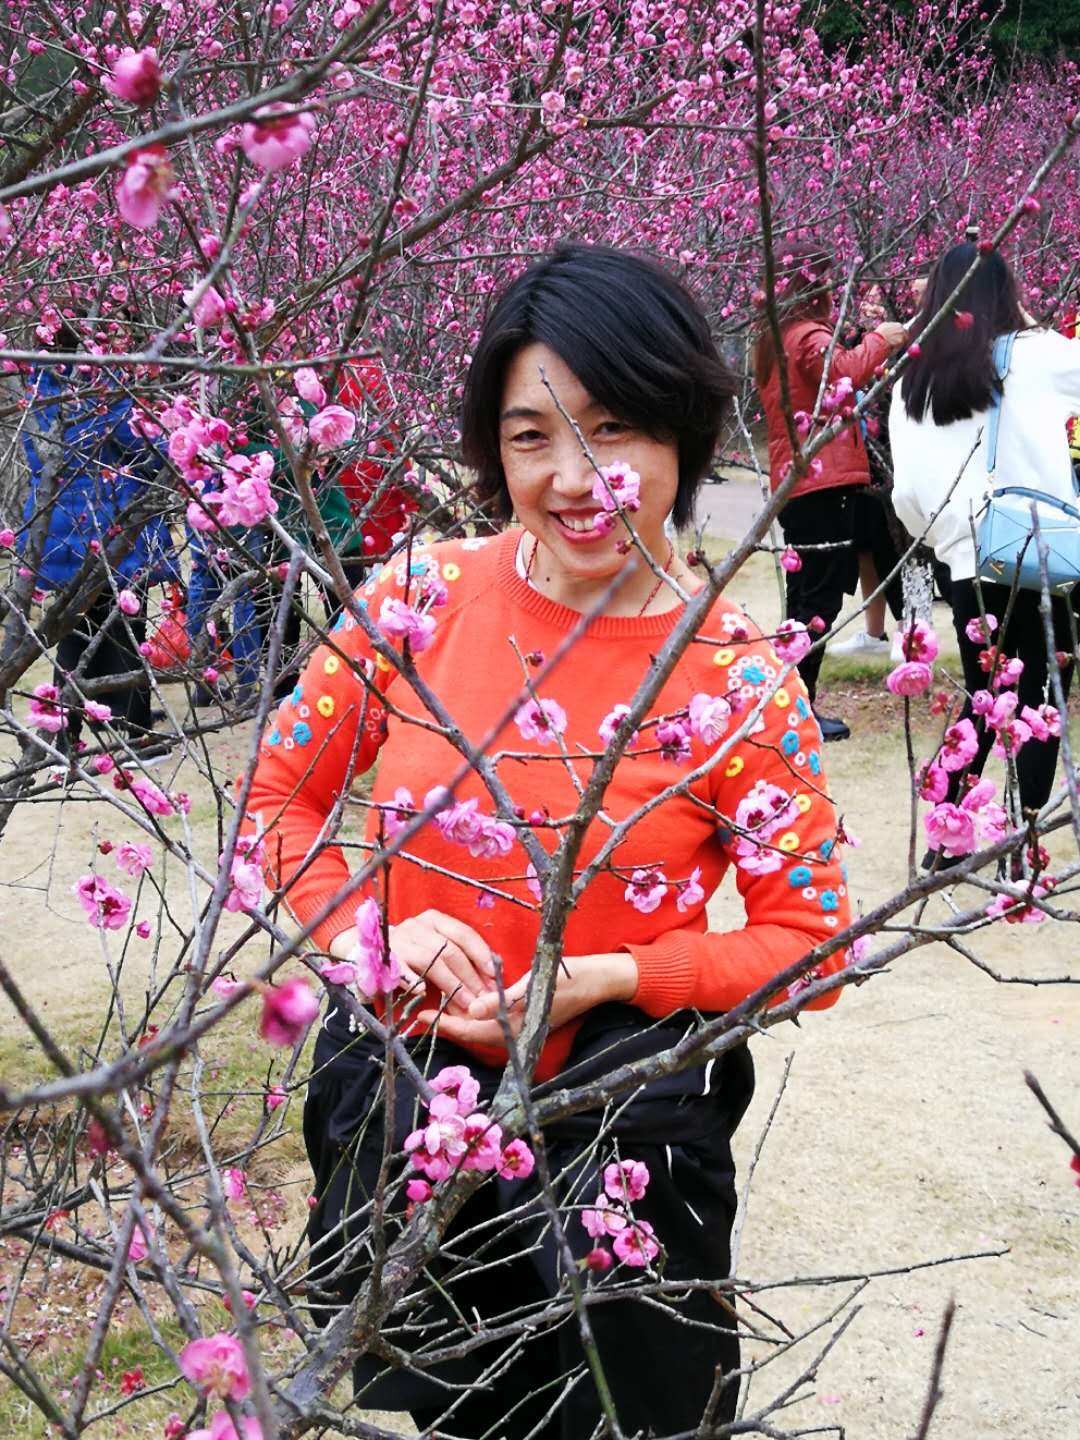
[975, 331, 1080, 594]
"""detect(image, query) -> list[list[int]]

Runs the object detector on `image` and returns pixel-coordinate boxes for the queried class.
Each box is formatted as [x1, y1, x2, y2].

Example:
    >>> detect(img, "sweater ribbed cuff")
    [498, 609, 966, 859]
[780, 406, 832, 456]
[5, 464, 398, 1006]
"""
[286, 891, 357, 957]
[624, 932, 698, 1018]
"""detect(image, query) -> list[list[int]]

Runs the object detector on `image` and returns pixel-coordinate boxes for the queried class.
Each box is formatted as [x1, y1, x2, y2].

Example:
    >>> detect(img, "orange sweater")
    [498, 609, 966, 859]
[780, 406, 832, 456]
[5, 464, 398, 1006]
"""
[244, 528, 850, 1080]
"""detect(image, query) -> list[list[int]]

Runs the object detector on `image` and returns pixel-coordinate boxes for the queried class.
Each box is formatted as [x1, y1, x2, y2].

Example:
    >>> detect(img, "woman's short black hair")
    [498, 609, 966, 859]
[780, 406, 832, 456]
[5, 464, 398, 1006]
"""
[461, 243, 734, 530]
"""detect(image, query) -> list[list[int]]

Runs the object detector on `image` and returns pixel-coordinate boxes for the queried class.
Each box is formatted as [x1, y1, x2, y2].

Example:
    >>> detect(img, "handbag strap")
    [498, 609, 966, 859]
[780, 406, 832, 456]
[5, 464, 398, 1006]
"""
[985, 330, 1018, 478]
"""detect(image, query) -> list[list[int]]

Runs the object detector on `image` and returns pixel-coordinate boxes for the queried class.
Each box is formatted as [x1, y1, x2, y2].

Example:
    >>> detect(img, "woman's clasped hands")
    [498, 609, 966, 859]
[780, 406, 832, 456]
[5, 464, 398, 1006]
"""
[332, 907, 637, 1046]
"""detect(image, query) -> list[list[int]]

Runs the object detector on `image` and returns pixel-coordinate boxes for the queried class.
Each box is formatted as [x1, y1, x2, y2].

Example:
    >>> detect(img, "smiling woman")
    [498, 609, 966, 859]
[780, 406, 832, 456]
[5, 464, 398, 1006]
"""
[244, 243, 854, 1439]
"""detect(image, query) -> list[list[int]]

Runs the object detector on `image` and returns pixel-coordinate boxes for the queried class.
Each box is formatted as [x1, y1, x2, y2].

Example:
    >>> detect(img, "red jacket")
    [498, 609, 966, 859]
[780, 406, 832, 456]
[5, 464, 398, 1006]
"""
[760, 320, 890, 500]
[337, 359, 416, 553]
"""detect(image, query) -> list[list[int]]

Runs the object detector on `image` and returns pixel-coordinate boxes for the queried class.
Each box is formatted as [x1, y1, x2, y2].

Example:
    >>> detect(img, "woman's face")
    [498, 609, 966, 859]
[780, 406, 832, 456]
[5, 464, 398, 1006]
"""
[498, 343, 680, 581]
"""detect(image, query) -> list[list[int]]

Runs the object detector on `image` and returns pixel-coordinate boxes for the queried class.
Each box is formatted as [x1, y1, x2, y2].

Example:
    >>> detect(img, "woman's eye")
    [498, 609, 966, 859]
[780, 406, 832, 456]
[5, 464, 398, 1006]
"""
[511, 429, 545, 444]
[596, 420, 629, 437]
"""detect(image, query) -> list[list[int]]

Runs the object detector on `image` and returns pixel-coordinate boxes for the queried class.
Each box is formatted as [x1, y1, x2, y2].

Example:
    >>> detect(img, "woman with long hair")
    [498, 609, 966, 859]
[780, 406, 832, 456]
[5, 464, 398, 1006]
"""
[754, 242, 907, 740]
[245, 244, 853, 1437]
[890, 242, 1080, 858]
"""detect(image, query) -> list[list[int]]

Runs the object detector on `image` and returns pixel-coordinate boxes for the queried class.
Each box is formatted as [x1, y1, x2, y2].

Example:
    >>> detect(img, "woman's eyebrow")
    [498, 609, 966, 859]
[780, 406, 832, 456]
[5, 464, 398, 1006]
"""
[500, 404, 546, 422]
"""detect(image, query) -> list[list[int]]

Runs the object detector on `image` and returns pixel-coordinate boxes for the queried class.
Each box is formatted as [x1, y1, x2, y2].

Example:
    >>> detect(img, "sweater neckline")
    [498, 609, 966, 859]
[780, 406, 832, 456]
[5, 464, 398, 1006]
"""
[494, 527, 701, 637]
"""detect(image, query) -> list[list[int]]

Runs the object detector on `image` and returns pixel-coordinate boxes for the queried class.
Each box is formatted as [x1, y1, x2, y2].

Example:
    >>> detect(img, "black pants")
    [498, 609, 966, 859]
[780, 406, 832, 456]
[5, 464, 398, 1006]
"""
[54, 586, 150, 744]
[304, 1006, 753, 1439]
[779, 486, 861, 700]
[946, 578, 1077, 814]
[851, 487, 904, 623]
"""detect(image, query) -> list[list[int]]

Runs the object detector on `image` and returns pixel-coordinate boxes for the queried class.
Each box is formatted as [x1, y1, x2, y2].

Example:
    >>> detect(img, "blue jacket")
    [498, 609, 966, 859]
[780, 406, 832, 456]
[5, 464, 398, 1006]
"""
[21, 368, 177, 589]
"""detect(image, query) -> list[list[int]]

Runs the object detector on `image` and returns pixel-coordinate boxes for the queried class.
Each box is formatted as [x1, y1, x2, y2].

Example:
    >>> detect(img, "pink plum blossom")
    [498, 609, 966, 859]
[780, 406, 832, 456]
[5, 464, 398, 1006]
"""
[179, 1332, 250, 1401]
[780, 544, 802, 572]
[736, 779, 799, 841]
[992, 656, 1024, 690]
[117, 588, 140, 616]
[655, 714, 693, 762]
[187, 1412, 263, 1440]
[965, 613, 998, 644]
[773, 620, 812, 664]
[924, 802, 976, 857]
[74, 874, 133, 930]
[992, 719, 1032, 759]
[182, 284, 228, 329]
[28, 682, 67, 733]
[320, 960, 357, 985]
[624, 867, 667, 914]
[126, 1221, 152, 1264]
[986, 882, 1052, 925]
[294, 367, 326, 407]
[581, 1200, 629, 1239]
[404, 1104, 468, 1182]
[406, 1178, 433, 1204]
[222, 1168, 247, 1201]
[240, 104, 316, 172]
[430, 1064, 481, 1115]
[938, 718, 979, 772]
[382, 785, 414, 838]
[266, 1086, 287, 1111]
[687, 692, 731, 746]
[585, 1246, 613, 1273]
[116, 841, 153, 877]
[515, 696, 568, 744]
[916, 761, 949, 802]
[497, 1138, 536, 1180]
[309, 404, 357, 449]
[107, 48, 162, 106]
[353, 896, 402, 995]
[895, 620, 939, 663]
[592, 461, 640, 513]
[603, 1159, 650, 1203]
[84, 699, 113, 724]
[885, 661, 932, 697]
[377, 596, 437, 653]
[224, 836, 264, 912]
[613, 1219, 659, 1268]
[460, 1112, 505, 1172]
[217, 453, 278, 527]
[598, 703, 636, 746]
[117, 146, 177, 229]
[1021, 704, 1061, 741]
[126, 774, 175, 816]
[259, 978, 319, 1046]
[675, 866, 705, 913]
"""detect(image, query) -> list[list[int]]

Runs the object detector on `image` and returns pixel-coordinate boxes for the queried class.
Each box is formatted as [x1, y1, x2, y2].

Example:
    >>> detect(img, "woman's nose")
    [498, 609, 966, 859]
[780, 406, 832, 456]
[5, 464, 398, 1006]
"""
[549, 440, 596, 497]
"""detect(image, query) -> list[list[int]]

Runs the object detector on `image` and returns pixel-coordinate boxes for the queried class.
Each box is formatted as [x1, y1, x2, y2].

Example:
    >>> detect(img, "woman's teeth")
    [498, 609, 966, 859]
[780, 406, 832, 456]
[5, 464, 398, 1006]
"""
[557, 514, 600, 532]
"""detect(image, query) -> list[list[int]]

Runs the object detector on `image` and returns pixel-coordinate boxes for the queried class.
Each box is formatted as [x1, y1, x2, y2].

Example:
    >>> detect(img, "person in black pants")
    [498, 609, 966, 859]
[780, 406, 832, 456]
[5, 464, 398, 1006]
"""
[55, 585, 151, 748]
[943, 578, 1076, 823]
[778, 485, 860, 711]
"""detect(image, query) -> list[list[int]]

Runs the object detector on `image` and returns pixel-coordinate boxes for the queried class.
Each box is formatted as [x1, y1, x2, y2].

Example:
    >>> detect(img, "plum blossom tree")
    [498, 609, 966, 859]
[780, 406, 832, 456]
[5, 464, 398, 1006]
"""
[0, 2, 1077, 1437]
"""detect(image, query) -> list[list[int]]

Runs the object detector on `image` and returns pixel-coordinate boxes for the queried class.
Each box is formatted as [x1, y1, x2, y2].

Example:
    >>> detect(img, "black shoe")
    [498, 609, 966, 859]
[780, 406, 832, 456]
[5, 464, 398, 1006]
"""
[814, 711, 850, 742]
[920, 848, 965, 874]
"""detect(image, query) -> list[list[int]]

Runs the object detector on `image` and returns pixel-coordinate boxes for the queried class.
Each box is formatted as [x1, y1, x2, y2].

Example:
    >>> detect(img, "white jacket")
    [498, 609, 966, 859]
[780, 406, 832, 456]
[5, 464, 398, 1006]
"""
[889, 328, 1080, 580]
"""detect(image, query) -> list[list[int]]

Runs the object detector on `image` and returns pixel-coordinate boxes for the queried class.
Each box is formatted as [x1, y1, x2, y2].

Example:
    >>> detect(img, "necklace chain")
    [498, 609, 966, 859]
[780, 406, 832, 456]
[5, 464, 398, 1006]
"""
[524, 537, 675, 617]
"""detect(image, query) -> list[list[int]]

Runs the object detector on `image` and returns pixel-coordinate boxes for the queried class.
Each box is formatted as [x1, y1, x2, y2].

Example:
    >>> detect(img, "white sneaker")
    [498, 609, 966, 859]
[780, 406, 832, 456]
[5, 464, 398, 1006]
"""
[890, 633, 906, 663]
[827, 630, 890, 657]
